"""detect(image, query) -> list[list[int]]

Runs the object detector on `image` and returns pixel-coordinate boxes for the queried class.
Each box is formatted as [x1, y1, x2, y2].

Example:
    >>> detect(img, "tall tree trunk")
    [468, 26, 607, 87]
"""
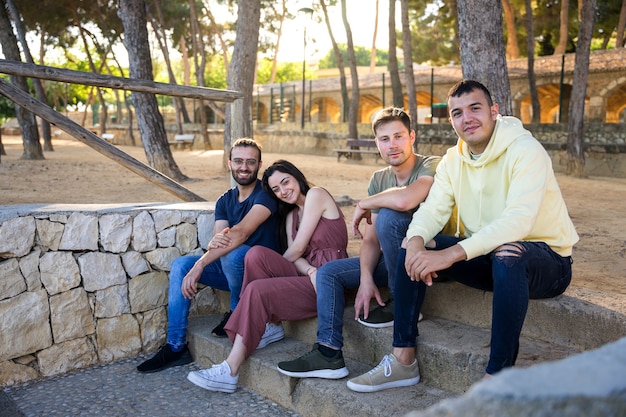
[616, 0, 626, 48]
[6, 0, 53, 151]
[341, 0, 360, 141]
[554, 0, 570, 55]
[0, 0, 43, 160]
[401, 0, 417, 147]
[369, 0, 379, 74]
[502, 0, 520, 59]
[525, 0, 540, 123]
[269, 0, 287, 83]
[189, 0, 210, 150]
[150, 0, 190, 128]
[388, 0, 403, 108]
[321, 0, 348, 123]
[118, 0, 188, 181]
[224, 0, 261, 168]
[566, 0, 596, 178]
[76, 19, 107, 137]
[457, 0, 512, 115]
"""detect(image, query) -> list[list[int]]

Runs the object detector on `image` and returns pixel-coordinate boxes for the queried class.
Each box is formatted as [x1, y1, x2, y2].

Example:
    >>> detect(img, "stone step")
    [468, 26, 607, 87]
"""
[187, 315, 453, 417]
[420, 282, 626, 352]
[187, 283, 626, 416]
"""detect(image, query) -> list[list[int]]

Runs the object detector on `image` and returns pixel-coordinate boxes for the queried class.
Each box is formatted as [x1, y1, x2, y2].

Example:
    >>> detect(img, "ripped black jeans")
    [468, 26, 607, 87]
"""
[393, 235, 572, 375]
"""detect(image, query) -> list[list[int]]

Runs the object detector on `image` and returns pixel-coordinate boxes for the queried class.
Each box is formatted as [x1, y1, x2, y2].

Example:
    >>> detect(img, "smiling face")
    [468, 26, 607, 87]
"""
[374, 120, 416, 168]
[228, 146, 261, 186]
[448, 88, 499, 155]
[267, 171, 303, 206]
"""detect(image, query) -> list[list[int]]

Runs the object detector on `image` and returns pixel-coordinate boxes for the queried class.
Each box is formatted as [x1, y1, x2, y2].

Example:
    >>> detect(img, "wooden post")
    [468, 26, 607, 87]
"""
[0, 79, 206, 202]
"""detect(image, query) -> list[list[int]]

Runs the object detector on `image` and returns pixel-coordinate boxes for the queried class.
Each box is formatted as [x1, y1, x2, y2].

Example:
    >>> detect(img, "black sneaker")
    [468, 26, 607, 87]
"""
[136, 344, 192, 373]
[277, 343, 349, 379]
[357, 299, 394, 328]
[211, 311, 232, 338]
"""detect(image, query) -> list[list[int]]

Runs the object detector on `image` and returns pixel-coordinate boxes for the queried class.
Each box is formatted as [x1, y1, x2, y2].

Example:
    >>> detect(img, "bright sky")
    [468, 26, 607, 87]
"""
[275, 0, 396, 63]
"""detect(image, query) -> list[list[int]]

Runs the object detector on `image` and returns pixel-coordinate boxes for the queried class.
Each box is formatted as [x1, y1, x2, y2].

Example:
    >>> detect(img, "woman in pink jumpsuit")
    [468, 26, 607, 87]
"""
[187, 160, 348, 393]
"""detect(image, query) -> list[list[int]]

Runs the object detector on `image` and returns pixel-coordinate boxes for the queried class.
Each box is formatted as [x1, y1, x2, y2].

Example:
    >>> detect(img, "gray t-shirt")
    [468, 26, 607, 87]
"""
[368, 154, 440, 214]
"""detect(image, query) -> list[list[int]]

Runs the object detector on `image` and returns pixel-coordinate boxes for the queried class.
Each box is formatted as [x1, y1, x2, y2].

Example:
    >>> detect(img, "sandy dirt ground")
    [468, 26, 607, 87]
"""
[1, 134, 625, 304]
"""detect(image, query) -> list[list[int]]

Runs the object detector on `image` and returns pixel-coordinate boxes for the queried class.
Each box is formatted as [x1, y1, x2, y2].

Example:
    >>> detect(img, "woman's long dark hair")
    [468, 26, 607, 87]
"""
[262, 160, 312, 252]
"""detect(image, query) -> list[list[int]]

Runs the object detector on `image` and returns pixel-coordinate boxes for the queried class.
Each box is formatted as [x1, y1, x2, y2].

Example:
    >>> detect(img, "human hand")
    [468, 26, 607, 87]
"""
[208, 227, 231, 250]
[353, 281, 383, 320]
[351, 202, 371, 239]
[181, 264, 202, 299]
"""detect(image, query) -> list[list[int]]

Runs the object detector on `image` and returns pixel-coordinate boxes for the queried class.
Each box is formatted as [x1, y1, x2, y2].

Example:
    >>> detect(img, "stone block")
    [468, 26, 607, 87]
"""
[0, 216, 35, 257]
[197, 213, 214, 250]
[78, 252, 126, 292]
[0, 290, 52, 362]
[0, 258, 26, 301]
[39, 252, 81, 295]
[176, 222, 198, 254]
[0, 359, 39, 387]
[128, 271, 168, 314]
[121, 251, 149, 278]
[94, 284, 130, 318]
[18, 249, 42, 291]
[50, 288, 95, 343]
[35, 218, 64, 251]
[152, 210, 182, 232]
[137, 307, 167, 352]
[99, 213, 132, 253]
[59, 212, 98, 251]
[132, 211, 157, 252]
[144, 247, 180, 271]
[37, 337, 98, 378]
[157, 226, 176, 247]
[96, 314, 141, 362]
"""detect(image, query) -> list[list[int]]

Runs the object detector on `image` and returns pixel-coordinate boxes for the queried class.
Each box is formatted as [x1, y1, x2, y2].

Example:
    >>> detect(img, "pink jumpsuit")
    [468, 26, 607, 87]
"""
[224, 208, 348, 355]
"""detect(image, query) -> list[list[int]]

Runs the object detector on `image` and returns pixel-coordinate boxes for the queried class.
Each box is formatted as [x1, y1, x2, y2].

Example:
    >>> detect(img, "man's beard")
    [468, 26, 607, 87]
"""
[232, 167, 259, 186]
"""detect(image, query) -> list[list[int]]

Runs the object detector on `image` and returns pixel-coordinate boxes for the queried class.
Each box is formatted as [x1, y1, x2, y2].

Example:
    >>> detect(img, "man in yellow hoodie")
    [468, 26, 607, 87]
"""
[347, 79, 579, 393]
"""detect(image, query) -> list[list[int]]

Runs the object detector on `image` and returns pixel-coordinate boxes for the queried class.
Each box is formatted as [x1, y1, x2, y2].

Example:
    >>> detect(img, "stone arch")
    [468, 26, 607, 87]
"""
[516, 82, 576, 123]
[599, 76, 626, 123]
[310, 97, 341, 123]
[360, 94, 383, 123]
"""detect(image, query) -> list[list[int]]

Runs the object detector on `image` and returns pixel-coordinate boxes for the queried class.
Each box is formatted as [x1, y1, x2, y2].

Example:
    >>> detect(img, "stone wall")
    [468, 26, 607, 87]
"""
[0, 203, 220, 387]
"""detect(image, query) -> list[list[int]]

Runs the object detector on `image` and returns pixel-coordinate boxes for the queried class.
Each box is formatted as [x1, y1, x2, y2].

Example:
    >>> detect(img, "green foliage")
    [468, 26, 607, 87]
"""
[256, 58, 303, 83]
[0, 77, 16, 122]
[406, 0, 459, 65]
[203, 55, 228, 89]
[318, 44, 389, 69]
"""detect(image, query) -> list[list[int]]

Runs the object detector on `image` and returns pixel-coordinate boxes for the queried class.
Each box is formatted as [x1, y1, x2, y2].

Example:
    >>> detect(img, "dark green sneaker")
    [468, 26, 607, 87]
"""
[357, 299, 394, 328]
[212, 311, 232, 337]
[277, 344, 349, 379]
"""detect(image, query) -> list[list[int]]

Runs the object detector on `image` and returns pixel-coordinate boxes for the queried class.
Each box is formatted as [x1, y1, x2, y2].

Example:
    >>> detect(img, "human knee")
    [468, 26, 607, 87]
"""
[493, 243, 525, 266]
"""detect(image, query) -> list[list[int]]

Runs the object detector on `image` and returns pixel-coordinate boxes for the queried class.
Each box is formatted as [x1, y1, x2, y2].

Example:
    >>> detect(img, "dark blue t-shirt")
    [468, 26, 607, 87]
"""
[214, 180, 279, 251]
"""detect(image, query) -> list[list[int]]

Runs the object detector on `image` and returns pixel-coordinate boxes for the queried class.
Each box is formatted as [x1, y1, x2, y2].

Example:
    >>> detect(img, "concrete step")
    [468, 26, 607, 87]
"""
[187, 315, 453, 417]
[186, 283, 626, 416]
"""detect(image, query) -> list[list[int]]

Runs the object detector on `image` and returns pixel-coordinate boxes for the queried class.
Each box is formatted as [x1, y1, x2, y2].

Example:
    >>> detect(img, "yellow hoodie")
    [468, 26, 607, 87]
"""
[406, 115, 579, 259]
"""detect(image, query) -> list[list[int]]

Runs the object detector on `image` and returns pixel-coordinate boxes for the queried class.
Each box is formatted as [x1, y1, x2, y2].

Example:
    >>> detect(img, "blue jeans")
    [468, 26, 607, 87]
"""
[315, 256, 388, 350]
[166, 245, 250, 349]
[375, 208, 413, 298]
[393, 235, 572, 374]
[315, 208, 411, 350]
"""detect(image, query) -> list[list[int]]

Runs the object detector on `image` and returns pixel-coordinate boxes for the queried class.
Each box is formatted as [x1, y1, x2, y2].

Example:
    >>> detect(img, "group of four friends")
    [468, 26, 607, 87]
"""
[136, 79, 579, 394]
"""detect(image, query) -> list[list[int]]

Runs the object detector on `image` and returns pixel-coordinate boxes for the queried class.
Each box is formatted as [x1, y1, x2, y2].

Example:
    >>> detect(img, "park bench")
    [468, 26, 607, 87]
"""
[101, 133, 115, 143]
[333, 139, 380, 162]
[168, 133, 195, 150]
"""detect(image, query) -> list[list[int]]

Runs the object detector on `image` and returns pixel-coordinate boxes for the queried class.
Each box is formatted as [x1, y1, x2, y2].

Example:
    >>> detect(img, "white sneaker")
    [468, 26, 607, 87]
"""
[187, 361, 238, 393]
[257, 322, 285, 350]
